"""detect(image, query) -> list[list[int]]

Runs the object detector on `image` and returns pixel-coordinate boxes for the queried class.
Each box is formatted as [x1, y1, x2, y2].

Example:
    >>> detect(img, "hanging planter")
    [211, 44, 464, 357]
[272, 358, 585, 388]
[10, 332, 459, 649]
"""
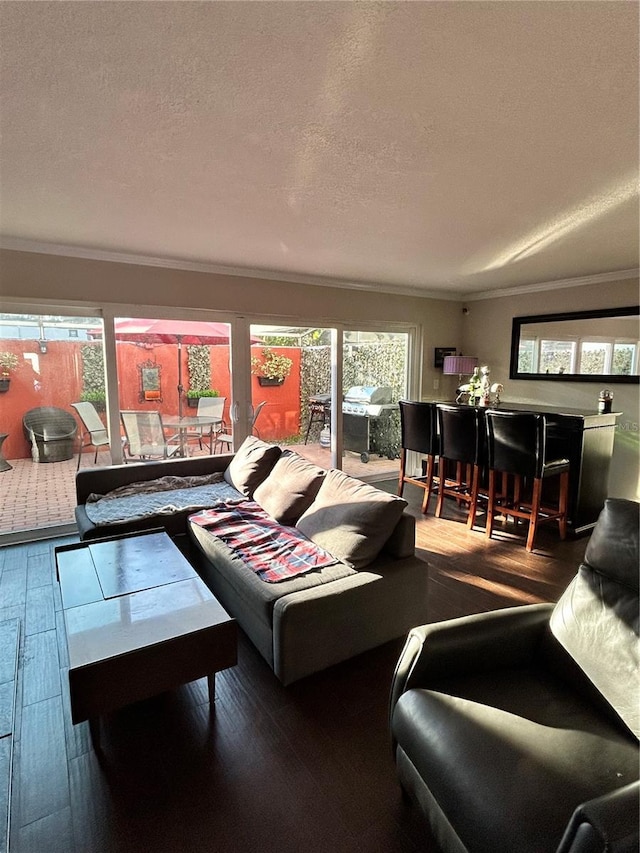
[186, 389, 220, 408]
[257, 376, 284, 387]
[0, 352, 19, 393]
[251, 348, 293, 387]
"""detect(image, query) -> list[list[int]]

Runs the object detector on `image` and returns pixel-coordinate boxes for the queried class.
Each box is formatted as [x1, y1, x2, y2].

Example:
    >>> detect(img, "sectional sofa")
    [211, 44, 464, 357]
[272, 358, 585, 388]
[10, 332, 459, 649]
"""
[75, 437, 429, 684]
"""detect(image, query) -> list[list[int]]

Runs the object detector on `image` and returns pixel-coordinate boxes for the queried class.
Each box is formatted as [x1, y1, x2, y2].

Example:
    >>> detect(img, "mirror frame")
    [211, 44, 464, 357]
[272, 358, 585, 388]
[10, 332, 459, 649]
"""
[510, 305, 640, 384]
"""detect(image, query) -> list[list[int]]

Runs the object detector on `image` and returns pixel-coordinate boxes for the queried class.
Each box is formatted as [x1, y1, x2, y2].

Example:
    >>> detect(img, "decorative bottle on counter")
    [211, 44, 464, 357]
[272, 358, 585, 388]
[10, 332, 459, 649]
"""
[598, 390, 613, 414]
[468, 367, 481, 405]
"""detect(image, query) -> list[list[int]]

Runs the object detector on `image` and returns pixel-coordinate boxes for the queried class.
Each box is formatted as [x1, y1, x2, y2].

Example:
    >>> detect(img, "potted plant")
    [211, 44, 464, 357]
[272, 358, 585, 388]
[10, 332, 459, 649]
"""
[0, 352, 18, 392]
[186, 388, 220, 409]
[251, 348, 293, 386]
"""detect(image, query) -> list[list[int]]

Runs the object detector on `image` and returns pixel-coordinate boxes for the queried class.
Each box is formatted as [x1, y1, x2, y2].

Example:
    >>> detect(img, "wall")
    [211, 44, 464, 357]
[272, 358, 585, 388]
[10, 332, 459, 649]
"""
[3, 249, 635, 497]
[0, 339, 302, 460]
[0, 249, 462, 401]
[0, 340, 84, 459]
[460, 276, 640, 500]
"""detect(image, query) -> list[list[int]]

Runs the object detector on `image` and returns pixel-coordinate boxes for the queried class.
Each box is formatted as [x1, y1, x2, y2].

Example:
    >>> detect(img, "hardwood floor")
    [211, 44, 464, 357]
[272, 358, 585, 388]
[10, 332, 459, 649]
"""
[0, 483, 588, 853]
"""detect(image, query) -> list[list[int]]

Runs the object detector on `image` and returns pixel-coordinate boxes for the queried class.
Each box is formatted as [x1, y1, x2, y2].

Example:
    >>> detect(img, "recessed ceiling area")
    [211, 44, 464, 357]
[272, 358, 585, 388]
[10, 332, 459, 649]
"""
[0, 1, 637, 297]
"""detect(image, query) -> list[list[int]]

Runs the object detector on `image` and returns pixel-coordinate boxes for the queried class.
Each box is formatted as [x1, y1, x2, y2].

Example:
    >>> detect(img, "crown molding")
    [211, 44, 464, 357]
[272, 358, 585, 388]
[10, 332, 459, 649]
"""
[1, 236, 635, 303]
[466, 268, 639, 301]
[0, 236, 458, 301]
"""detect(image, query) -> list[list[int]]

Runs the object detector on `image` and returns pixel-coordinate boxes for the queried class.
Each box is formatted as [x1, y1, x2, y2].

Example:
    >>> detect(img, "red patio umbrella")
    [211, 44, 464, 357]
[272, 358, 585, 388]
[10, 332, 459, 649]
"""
[92, 318, 260, 417]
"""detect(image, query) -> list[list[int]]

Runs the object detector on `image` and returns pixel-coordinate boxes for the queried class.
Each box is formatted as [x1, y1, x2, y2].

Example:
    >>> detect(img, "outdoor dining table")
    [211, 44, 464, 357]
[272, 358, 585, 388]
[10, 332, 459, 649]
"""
[162, 414, 224, 457]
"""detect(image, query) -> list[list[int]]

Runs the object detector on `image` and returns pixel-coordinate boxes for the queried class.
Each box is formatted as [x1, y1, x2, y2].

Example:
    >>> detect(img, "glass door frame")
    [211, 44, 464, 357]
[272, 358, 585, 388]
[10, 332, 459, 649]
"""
[246, 312, 422, 469]
[101, 305, 251, 464]
[0, 296, 109, 543]
[0, 294, 421, 544]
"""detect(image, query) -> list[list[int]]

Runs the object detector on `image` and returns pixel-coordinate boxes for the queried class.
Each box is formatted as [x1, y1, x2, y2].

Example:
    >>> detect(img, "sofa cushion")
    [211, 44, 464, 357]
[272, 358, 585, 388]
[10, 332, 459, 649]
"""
[223, 436, 281, 497]
[295, 468, 408, 569]
[253, 450, 325, 525]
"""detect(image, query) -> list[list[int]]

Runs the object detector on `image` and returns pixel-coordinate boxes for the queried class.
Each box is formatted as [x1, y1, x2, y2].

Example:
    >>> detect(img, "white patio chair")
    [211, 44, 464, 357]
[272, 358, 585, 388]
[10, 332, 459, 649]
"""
[183, 396, 227, 454]
[120, 410, 182, 461]
[71, 401, 111, 470]
[214, 400, 266, 453]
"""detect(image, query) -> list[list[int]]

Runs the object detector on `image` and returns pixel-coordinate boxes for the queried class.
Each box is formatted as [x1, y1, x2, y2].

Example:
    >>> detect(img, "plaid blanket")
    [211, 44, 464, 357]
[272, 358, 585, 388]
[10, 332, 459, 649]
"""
[190, 502, 338, 583]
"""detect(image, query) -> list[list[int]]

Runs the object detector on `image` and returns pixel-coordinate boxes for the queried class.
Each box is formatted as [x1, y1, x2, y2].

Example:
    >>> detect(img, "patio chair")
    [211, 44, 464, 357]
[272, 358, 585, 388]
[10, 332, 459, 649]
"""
[120, 410, 182, 461]
[22, 406, 78, 463]
[215, 400, 266, 453]
[183, 396, 227, 454]
[71, 401, 111, 470]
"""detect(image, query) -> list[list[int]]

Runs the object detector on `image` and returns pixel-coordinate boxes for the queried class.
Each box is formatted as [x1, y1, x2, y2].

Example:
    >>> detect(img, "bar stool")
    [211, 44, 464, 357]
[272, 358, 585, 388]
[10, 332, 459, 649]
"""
[397, 401, 439, 514]
[485, 411, 570, 552]
[435, 404, 482, 528]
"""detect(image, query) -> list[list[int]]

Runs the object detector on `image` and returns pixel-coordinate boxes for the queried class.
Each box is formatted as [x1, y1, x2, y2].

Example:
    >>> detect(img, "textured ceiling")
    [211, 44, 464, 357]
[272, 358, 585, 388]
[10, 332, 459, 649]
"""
[0, 1, 638, 296]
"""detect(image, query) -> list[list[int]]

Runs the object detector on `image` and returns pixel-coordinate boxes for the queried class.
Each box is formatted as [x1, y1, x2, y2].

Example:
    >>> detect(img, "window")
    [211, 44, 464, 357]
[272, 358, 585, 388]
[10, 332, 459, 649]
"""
[539, 340, 576, 375]
[579, 342, 611, 375]
[517, 338, 537, 373]
[612, 342, 637, 376]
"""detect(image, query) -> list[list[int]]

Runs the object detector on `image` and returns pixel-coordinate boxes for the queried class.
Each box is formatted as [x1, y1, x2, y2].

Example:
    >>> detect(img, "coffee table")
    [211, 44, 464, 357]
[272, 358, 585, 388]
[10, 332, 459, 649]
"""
[55, 529, 236, 747]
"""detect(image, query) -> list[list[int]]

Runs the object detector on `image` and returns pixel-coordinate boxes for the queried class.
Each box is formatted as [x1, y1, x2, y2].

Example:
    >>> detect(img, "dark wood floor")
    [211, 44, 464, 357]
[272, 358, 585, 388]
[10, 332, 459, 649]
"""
[0, 483, 588, 853]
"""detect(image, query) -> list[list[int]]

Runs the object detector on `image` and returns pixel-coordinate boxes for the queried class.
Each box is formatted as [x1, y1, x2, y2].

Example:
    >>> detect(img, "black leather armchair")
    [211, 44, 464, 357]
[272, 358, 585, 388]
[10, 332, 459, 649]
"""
[390, 498, 639, 853]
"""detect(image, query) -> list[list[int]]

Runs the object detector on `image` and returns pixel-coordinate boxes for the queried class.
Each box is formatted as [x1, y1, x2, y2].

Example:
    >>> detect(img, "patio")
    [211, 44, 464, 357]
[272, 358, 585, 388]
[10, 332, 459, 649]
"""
[0, 443, 399, 538]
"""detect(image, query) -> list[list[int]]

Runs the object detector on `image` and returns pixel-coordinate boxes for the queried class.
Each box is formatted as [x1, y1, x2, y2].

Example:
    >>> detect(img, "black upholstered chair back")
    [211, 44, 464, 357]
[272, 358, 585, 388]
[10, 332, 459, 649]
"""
[550, 498, 640, 738]
[486, 410, 544, 478]
[399, 401, 439, 456]
[437, 404, 480, 464]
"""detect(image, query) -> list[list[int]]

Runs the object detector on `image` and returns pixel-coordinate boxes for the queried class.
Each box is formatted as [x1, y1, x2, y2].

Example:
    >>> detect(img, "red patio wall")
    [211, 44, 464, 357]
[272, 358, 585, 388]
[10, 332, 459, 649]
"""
[0, 340, 84, 460]
[250, 346, 301, 441]
[0, 340, 301, 460]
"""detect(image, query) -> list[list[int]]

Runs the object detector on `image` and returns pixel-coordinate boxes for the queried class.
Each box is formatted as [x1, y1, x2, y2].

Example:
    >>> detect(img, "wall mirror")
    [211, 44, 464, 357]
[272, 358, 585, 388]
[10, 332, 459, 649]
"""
[510, 306, 639, 383]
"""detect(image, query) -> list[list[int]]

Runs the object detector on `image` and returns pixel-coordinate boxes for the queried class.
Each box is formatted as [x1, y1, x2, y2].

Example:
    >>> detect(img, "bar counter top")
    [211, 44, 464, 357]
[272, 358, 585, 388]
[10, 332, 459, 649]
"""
[421, 399, 619, 534]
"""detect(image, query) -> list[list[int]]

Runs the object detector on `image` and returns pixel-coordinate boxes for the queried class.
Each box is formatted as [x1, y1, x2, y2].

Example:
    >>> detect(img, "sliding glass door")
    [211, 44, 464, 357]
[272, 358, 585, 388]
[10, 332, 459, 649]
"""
[0, 310, 105, 538]
[341, 329, 409, 481]
[249, 323, 413, 483]
[107, 315, 233, 461]
[0, 306, 417, 542]
[249, 325, 334, 467]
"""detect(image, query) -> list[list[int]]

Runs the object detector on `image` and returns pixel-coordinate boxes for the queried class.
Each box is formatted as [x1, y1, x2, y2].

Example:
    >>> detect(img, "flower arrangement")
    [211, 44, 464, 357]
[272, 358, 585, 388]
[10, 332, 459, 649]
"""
[251, 348, 293, 383]
[0, 352, 18, 377]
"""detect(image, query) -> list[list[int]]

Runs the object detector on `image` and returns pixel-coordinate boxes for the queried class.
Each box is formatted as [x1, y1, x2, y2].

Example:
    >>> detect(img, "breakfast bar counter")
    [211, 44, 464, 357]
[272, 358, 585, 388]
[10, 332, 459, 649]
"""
[426, 400, 619, 534]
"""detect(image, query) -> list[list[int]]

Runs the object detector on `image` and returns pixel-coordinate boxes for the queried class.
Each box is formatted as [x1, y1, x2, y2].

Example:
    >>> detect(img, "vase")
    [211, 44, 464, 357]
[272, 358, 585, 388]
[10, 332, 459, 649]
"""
[0, 378, 10, 393]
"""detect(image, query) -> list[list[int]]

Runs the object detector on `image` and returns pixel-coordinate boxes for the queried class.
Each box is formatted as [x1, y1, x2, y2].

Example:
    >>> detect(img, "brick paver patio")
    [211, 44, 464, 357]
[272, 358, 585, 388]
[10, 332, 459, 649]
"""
[0, 444, 398, 539]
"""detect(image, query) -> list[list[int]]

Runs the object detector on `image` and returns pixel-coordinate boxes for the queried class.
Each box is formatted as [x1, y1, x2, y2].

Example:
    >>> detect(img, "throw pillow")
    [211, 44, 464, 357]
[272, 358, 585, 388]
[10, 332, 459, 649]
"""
[296, 468, 408, 569]
[224, 436, 281, 498]
[253, 451, 326, 525]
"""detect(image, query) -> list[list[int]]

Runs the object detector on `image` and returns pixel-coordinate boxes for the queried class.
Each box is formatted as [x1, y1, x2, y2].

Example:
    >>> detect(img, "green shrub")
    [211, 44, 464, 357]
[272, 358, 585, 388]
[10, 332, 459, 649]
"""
[80, 389, 106, 403]
[186, 388, 219, 399]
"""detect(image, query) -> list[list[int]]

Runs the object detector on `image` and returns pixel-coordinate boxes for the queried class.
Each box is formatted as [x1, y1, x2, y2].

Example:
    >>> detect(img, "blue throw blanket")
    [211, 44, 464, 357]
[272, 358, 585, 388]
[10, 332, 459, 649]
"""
[85, 474, 242, 526]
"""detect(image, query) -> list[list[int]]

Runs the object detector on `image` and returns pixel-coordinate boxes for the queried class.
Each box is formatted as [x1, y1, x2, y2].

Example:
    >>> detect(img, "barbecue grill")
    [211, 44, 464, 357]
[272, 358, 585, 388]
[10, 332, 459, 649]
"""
[342, 386, 398, 462]
[304, 387, 400, 462]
